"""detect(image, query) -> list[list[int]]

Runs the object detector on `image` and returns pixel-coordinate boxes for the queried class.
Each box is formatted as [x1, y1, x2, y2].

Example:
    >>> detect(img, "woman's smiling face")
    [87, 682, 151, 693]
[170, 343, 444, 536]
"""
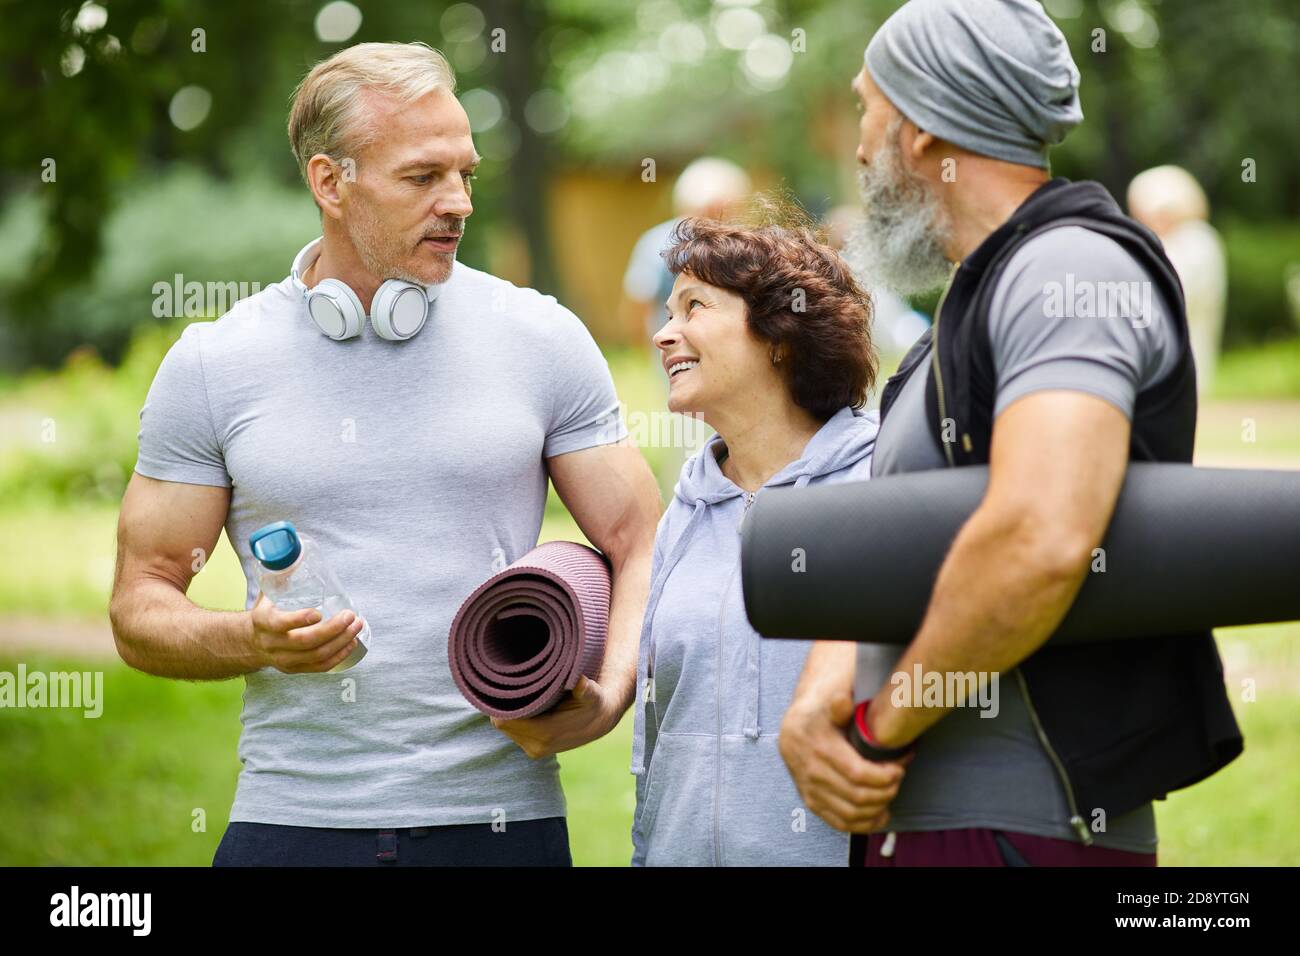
[653, 271, 778, 421]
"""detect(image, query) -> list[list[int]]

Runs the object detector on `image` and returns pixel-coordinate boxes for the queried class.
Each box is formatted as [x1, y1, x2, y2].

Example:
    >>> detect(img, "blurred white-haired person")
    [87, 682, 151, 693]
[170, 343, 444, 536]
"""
[624, 158, 755, 343]
[1128, 165, 1227, 396]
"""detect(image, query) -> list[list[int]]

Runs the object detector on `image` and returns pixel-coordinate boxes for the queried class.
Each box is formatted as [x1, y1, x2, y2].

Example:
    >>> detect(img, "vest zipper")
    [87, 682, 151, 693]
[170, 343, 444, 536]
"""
[1015, 668, 1094, 845]
[929, 271, 972, 465]
[933, 264, 1088, 845]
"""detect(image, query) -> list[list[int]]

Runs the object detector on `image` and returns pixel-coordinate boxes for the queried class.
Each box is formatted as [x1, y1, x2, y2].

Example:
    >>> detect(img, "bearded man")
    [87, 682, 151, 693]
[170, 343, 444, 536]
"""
[110, 42, 660, 866]
[780, 0, 1241, 867]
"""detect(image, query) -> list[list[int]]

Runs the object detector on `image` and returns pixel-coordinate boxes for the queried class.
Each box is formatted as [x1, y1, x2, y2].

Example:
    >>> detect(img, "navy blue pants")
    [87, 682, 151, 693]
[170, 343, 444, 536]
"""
[213, 818, 571, 867]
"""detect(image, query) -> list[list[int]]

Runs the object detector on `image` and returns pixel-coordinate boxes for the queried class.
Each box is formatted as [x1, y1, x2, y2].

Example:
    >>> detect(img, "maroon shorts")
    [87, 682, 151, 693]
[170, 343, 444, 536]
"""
[850, 828, 1157, 867]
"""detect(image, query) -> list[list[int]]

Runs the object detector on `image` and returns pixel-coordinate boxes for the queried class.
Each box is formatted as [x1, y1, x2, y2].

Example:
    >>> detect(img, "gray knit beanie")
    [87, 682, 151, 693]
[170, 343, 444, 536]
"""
[865, 0, 1084, 168]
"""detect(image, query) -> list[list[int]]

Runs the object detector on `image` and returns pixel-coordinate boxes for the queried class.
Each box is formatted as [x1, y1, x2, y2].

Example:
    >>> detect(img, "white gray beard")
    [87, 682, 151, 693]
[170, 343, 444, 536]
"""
[844, 140, 954, 297]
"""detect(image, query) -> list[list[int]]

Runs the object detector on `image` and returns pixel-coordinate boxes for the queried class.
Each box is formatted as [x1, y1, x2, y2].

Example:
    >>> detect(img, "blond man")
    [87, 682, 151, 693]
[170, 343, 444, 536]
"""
[111, 42, 659, 866]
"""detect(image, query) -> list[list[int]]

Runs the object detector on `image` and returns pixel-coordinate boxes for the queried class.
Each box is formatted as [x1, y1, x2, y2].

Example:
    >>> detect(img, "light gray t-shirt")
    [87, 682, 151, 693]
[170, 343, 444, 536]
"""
[135, 242, 627, 828]
[857, 226, 1179, 852]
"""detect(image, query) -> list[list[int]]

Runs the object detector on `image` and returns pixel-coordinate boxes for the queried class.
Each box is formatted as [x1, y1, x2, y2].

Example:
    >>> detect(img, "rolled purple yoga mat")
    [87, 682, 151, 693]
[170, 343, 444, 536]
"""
[449, 541, 612, 719]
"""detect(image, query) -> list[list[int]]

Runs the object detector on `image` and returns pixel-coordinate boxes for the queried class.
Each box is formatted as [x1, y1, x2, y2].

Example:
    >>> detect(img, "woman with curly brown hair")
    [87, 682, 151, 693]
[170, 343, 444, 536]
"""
[629, 210, 906, 865]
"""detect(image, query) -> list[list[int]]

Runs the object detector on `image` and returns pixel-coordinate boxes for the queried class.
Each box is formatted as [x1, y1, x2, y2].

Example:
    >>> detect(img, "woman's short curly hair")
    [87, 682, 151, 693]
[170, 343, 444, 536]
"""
[662, 202, 878, 420]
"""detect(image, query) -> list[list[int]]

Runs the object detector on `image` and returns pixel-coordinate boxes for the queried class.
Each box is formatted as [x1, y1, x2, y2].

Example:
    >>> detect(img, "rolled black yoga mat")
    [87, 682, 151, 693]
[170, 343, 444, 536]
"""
[741, 464, 1300, 645]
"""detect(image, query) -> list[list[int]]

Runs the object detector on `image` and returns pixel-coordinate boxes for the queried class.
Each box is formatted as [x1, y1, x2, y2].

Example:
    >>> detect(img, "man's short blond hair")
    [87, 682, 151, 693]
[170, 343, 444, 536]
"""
[288, 41, 456, 182]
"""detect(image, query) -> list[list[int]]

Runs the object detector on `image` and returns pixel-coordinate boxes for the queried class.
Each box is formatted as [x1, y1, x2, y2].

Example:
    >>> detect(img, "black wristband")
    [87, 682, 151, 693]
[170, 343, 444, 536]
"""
[847, 699, 916, 762]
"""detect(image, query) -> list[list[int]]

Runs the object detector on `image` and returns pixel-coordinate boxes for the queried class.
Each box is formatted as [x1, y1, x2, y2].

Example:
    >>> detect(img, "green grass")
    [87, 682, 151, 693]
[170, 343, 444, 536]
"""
[0, 655, 634, 866]
[0, 657, 244, 866]
[558, 713, 635, 866]
[0, 497, 130, 617]
[1214, 337, 1300, 400]
[1, 628, 1292, 865]
[1157, 639, 1300, 865]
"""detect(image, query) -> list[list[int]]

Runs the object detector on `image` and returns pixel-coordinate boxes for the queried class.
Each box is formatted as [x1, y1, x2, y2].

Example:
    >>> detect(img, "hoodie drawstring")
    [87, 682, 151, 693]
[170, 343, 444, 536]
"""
[741, 472, 814, 741]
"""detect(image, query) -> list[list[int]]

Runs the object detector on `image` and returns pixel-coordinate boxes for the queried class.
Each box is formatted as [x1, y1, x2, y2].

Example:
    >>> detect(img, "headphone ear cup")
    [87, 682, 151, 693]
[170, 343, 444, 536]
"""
[306, 279, 366, 340]
[370, 280, 430, 341]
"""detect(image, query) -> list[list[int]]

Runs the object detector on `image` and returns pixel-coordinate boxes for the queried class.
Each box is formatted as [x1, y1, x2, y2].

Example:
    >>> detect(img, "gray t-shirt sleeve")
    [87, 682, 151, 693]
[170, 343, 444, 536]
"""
[542, 302, 629, 458]
[134, 322, 232, 487]
[988, 226, 1179, 421]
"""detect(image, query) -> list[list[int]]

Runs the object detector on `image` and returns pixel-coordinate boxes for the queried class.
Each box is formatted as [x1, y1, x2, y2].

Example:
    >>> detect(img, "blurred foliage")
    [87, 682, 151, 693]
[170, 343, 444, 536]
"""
[0, 0, 287, 354]
[1045, 0, 1300, 222]
[551, 0, 1300, 216]
[1219, 221, 1300, 346]
[0, 308, 674, 508]
[0, 167, 321, 366]
[0, 0, 537, 367]
[2, 0, 1299, 369]
[1, 310, 1295, 513]
[0, 316, 181, 507]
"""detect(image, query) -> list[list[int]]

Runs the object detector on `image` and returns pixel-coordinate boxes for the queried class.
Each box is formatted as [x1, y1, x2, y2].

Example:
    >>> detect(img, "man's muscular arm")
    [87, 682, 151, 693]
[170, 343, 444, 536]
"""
[109, 473, 363, 679]
[865, 389, 1131, 747]
[490, 440, 660, 757]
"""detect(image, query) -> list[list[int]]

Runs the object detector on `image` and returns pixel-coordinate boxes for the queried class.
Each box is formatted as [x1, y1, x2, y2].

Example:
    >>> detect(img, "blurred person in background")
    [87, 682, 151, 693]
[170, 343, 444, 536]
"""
[1128, 165, 1228, 396]
[622, 158, 752, 497]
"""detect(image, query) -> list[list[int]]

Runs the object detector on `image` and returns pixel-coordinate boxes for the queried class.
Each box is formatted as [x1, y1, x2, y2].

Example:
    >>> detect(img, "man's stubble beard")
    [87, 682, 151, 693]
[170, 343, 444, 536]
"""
[348, 198, 456, 286]
[844, 116, 955, 297]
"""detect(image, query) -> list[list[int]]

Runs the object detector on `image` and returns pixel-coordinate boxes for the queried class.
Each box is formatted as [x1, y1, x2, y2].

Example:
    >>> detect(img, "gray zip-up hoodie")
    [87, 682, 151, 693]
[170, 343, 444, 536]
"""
[630, 405, 879, 866]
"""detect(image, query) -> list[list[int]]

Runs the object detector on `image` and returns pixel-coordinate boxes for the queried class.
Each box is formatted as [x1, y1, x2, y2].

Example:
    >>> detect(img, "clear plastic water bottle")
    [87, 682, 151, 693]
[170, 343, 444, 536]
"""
[249, 520, 369, 672]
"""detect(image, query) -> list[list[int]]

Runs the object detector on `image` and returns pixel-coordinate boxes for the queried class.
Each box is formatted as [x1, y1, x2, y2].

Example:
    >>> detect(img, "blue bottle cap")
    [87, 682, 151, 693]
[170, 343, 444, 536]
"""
[249, 521, 302, 571]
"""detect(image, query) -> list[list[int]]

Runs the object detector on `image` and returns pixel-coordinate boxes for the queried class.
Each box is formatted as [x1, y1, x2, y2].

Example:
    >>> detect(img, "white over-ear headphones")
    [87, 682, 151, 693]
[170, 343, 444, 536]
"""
[290, 238, 443, 342]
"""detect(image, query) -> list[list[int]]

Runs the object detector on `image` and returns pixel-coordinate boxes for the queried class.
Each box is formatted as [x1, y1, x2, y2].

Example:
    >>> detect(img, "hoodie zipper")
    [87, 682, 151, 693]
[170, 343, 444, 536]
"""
[933, 267, 1090, 846]
[713, 490, 757, 866]
[737, 490, 756, 533]
[715, 559, 744, 866]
